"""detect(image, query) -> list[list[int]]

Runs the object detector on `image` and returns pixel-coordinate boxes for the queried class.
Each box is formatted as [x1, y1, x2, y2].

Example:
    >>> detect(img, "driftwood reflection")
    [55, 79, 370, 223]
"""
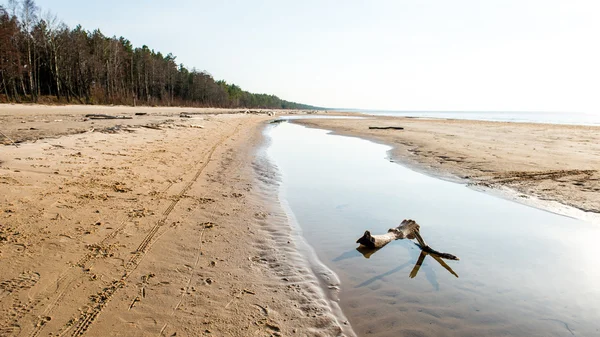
[409, 249, 459, 279]
[356, 245, 382, 259]
[355, 243, 459, 282]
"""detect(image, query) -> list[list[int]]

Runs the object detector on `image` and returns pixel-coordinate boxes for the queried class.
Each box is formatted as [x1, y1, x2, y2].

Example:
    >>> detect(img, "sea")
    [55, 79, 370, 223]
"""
[346, 110, 600, 126]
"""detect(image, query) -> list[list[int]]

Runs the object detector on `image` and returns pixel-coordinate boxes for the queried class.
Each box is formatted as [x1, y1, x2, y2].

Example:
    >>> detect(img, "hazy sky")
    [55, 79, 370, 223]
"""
[17, 1, 600, 112]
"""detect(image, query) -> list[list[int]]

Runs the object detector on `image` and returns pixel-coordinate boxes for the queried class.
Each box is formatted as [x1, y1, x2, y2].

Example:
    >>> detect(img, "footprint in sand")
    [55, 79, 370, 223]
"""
[0, 324, 22, 336]
[0, 271, 40, 295]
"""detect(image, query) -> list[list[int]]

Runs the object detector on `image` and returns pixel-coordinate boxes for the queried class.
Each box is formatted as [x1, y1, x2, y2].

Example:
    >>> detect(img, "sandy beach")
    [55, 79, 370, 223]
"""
[295, 115, 600, 221]
[0, 105, 348, 337]
[2, 105, 600, 337]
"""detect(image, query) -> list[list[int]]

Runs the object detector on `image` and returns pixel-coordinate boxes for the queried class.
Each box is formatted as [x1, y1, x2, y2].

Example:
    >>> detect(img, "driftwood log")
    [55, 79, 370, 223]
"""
[0, 129, 19, 147]
[356, 219, 459, 260]
[85, 114, 132, 120]
[140, 124, 161, 130]
[368, 126, 404, 130]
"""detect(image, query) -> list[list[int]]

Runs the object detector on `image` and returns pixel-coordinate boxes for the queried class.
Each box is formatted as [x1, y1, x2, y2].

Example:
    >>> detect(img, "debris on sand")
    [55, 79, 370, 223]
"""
[368, 126, 404, 130]
[85, 114, 133, 120]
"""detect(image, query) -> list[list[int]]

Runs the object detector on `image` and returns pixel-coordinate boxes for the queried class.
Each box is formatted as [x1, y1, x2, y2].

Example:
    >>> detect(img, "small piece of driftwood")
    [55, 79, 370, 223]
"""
[0, 129, 19, 147]
[140, 124, 161, 130]
[135, 112, 147, 116]
[85, 114, 132, 120]
[368, 126, 404, 130]
[356, 219, 459, 260]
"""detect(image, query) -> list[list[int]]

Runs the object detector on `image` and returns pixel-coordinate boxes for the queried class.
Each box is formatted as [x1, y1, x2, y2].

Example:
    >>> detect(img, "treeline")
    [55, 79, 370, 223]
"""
[0, 0, 317, 109]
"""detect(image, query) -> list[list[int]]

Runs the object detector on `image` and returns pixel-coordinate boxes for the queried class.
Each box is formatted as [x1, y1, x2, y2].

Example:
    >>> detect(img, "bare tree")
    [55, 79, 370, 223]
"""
[19, 0, 39, 101]
[40, 9, 66, 100]
[0, 1, 317, 109]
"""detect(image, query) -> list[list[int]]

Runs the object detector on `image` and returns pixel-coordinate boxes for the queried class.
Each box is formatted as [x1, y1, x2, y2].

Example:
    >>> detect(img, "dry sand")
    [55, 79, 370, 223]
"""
[0, 105, 350, 337]
[294, 115, 600, 221]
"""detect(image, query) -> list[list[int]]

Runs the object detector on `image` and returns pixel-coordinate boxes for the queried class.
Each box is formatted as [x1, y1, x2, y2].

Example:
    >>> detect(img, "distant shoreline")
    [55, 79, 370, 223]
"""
[334, 109, 600, 126]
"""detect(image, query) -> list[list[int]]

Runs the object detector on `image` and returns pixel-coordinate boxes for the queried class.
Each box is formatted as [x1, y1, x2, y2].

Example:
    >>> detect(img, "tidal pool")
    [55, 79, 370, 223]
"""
[266, 121, 600, 337]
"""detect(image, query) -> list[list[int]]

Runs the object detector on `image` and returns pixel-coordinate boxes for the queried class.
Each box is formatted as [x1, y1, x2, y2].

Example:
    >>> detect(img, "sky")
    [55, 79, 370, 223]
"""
[11, 0, 600, 113]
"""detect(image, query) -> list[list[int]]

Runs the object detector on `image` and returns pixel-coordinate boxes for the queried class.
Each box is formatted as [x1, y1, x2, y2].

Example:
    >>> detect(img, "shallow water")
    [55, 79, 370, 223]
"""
[266, 121, 600, 337]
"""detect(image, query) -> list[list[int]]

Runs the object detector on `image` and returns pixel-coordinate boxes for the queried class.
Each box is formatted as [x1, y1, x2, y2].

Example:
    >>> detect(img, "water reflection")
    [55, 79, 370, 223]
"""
[355, 246, 382, 259]
[351, 243, 459, 290]
[267, 121, 600, 336]
[410, 250, 459, 279]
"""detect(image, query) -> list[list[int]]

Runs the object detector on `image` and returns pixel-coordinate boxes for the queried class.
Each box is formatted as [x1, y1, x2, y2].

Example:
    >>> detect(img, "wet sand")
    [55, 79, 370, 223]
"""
[294, 115, 600, 221]
[0, 105, 349, 336]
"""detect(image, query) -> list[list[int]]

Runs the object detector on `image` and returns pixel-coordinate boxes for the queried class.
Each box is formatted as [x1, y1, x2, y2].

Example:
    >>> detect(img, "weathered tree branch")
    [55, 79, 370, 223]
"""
[85, 114, 132, 120]
[368, 126, 404, 130]
[356, 219, 459, 261]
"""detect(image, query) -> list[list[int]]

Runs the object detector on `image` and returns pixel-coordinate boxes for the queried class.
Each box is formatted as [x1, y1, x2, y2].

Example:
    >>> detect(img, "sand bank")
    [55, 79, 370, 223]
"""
[0, 106, 350, 336]
[294, 115, 600, 220]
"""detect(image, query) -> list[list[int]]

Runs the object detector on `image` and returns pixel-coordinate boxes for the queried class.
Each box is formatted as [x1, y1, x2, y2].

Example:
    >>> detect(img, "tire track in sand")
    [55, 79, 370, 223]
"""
[25, 220, 128, 337]
[59, 122, 242, 337]
[157, 133, 248, 336]
[0, 221, 126, 337]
